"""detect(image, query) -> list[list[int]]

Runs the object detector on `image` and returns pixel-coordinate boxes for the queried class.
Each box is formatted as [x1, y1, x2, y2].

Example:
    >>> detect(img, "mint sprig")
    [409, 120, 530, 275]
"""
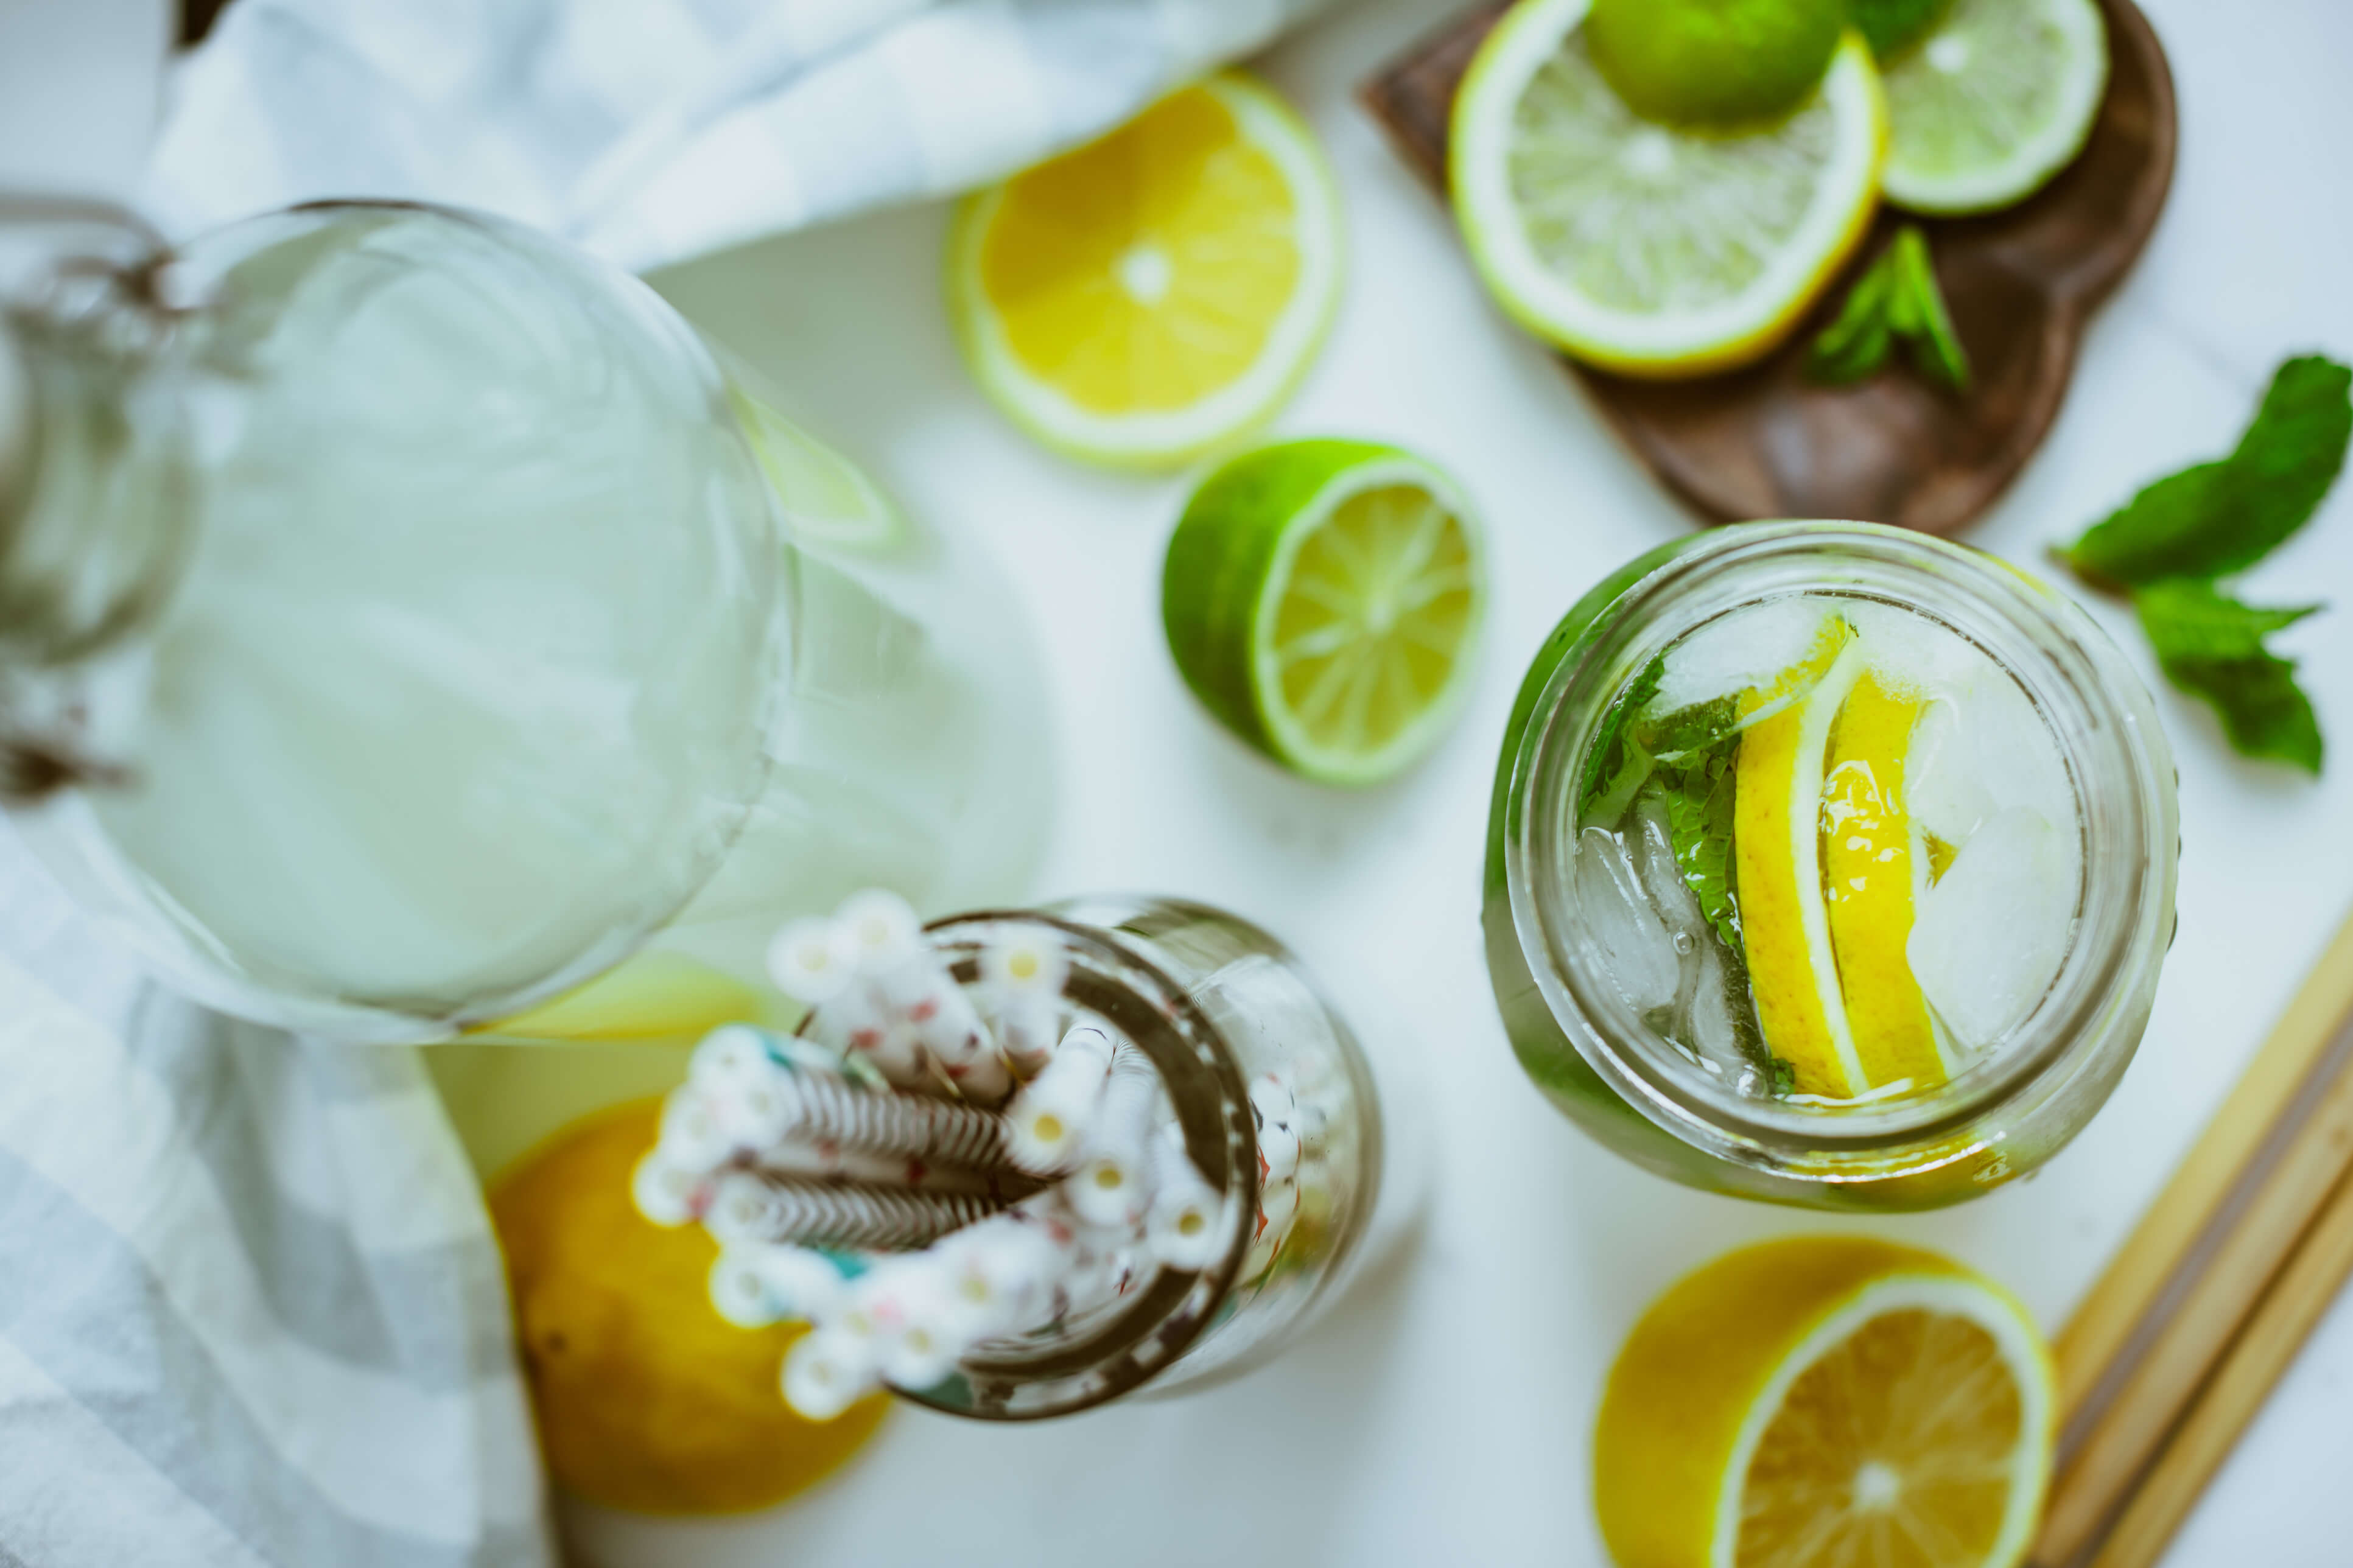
[2062, 356, 2352, 586]
[1809, 226, 1971, 393]
[2055, 354, 2349, 775]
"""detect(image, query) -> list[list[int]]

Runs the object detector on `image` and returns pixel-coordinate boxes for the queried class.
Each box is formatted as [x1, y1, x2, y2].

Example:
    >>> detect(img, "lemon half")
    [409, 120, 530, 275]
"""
[1596, 1235, 2054, 1568]
[1450, 0, 1886, 377]
[947, 73, 1341, 469]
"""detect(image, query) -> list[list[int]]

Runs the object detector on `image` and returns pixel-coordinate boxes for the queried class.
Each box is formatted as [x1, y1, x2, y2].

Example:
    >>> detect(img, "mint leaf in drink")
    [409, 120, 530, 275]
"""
[1660, 748, 1742, 953]
[1579, 656, 1664, 827]
[2062, 355, 2352, 585]
[2133, 580, 2325, 773]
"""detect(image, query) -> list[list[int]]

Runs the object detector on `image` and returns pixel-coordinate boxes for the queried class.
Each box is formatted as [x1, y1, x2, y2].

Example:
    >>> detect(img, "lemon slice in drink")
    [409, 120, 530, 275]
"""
[1822, 670, 1948, 1091]
[1880, 0, 2108, 214]
[1449, 0, 1886, 377]
[1733, 620, 1868, 1097]
[946, 74, 1341, 469]
[1162, 439, 1484, 786]
[1597, 1234, 2053, 1568]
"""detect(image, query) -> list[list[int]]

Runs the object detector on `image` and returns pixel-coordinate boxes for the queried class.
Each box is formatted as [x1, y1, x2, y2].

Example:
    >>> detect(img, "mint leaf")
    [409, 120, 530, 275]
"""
[1577, 656, 1663, 827]
[1660, 748, 1742, 953]
[1894, 227, 1969, 391]
[2064, 355, 2352, 585]
[1809, 226, 1968, 392]
[1810, 253, 1895, 384]
[2133, 579, 2325, 773]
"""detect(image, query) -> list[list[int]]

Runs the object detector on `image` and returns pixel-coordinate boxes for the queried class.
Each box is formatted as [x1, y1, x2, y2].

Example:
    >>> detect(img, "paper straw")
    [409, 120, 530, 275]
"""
[766, 917, 863, 1005]
[871, 1262, 972, 1389]
[1005, 1023, 1118, 1174]
[631, 1151, 714, 1229]
[1145, 1132, 1226, 1270]
[704, 1171, 1003, 1251]
[838, 890, 1005, 1099]
[936, 1214, 1073, 1338]
[782, 1328, 880, 1422]
[752, 1136, 1037, 1201]
[656, 1087, 738, 1174]
[1067, 1044, 1161, 1228]
[709, 1242, 858, 1328]
[746, 1060, 1019, 1172]
[981, 931, 1072, 1077]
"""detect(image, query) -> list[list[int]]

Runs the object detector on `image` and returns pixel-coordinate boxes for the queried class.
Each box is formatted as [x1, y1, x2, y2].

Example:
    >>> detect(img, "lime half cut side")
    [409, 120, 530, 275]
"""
[1881, 0, 2108, 215]
[1450, 0, 1887, 378]
[1163, 439, 1485, 787]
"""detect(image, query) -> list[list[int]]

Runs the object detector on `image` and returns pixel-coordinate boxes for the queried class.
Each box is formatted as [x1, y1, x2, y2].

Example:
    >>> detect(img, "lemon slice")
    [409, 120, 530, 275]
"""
[1733, 621, 1868, 1097]
[1881, 0, 2108, 214]
[946, 73, 1341, 469]
[1449, 0, 1886, 377]
[1822, 670, 1948, 1091]
[1162, 438, 1484, 786]
[1597, 1234, 2053, 1568]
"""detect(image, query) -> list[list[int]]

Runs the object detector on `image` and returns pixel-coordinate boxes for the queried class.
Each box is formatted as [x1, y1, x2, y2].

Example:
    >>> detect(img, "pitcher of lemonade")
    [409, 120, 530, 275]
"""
[0, 201, 1050, 1099]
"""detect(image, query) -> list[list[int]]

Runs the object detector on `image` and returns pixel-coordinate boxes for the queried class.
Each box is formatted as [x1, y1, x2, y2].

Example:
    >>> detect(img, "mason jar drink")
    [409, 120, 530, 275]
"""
[0, 201, 1048, 1046]
[1484, 523, 2178, 1209]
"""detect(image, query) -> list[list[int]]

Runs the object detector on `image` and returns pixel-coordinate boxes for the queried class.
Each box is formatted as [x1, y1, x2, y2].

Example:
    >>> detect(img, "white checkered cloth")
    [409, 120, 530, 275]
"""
[4, 3, 1342, 1564]
[141, 0, 1342, 270]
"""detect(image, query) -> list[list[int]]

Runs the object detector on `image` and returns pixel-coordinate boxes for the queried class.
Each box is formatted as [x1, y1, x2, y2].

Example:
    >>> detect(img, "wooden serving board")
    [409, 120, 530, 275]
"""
[1360, 0, 2177, 536]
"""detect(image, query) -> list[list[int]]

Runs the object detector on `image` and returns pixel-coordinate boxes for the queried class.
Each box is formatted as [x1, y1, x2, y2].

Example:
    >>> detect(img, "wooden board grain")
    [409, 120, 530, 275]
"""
[1360, 0, 2177, 535]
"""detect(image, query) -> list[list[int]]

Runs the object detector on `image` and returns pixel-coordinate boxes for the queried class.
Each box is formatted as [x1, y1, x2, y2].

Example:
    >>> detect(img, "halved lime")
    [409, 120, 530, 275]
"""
[1450, 0, 1887, 377]
[1162, 439, 1484, 786]
[1880, 0, 2108, 214]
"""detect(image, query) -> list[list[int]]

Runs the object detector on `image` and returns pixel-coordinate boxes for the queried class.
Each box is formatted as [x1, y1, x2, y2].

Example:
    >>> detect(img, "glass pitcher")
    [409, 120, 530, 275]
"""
[0, 200, 1051, 1051]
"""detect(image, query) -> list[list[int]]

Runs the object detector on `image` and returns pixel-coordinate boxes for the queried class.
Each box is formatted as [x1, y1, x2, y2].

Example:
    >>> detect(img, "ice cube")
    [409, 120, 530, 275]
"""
[1630, 794, 1703, 950]
[1650, 596, 1832, 715]
[1906, 807, 2075, 1052]
[1683, 942, 1748, 1077]
[1907, 666, 2077, 860]
[1576, 827, 1679, 1014]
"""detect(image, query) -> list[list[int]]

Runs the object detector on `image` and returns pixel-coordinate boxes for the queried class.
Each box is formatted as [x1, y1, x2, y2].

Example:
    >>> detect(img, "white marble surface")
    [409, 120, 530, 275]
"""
[609, 1, 2345, 1563]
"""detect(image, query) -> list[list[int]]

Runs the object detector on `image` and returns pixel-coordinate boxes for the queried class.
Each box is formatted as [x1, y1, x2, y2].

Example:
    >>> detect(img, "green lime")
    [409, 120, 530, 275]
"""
[1587, 0, 1848, 127]
[1162, 439, 1484, 787]
[1851, 0, 1954, 59]
[1880, 0, 2108, 214]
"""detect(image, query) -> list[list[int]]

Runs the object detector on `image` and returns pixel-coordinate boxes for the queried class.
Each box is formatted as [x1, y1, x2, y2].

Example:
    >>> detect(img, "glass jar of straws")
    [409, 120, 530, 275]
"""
[634, 892, 1425, 1420]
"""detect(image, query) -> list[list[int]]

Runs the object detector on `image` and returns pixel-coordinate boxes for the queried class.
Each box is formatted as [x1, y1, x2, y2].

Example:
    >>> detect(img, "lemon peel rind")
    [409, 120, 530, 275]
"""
[1881, 0, 2108, 215]
[1247, 453, 1487, 786]
[1710, 1270, 2055, 1568]
[946, 73, 1342, 469]
[1450, 9, 1888, 377]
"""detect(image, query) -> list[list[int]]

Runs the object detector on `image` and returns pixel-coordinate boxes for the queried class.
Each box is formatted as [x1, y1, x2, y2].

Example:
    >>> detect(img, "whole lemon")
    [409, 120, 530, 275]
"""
[1585, 0, 1847, 127]
[488, 1099, 888, 1514]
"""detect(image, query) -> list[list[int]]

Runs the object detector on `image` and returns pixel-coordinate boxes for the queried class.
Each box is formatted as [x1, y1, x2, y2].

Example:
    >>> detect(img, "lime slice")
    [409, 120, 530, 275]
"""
[1162, 439, 1484, 787]
[1450, 1, 1886, 377]
[1597, 1235, 2053, 1568]
[1880, 0, 2108, 214]
[945, 73, 1342, 469]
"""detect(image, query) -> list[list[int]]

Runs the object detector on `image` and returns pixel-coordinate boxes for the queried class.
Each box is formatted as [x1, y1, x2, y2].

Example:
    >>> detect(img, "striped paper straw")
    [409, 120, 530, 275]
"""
[748, 1061, 1019, 1172]
[704, 1171, 1003, 1251]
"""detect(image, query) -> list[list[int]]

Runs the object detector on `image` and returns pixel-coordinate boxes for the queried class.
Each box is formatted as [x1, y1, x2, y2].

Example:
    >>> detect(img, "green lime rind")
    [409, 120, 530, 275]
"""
[1587, 0, 1846, 128]
[1162, 438, 1484, 788]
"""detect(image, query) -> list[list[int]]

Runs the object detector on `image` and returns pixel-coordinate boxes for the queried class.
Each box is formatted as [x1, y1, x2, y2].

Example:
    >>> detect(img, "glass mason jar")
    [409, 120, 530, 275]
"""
[857, 896, 1426, 1418]
[1484, 523, 2178, 1210]
[0, 200, 1048, 1046]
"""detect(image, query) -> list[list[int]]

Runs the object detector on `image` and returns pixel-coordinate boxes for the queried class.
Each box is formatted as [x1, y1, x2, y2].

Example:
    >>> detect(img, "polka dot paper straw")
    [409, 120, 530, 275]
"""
[1067, 1044, 1161, 1228]
[1005, 1023, 1116, 1175]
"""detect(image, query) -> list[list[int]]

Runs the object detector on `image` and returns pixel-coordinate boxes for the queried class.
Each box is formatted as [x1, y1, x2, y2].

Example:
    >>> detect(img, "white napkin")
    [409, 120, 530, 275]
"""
[142, 0, 1344, 271]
